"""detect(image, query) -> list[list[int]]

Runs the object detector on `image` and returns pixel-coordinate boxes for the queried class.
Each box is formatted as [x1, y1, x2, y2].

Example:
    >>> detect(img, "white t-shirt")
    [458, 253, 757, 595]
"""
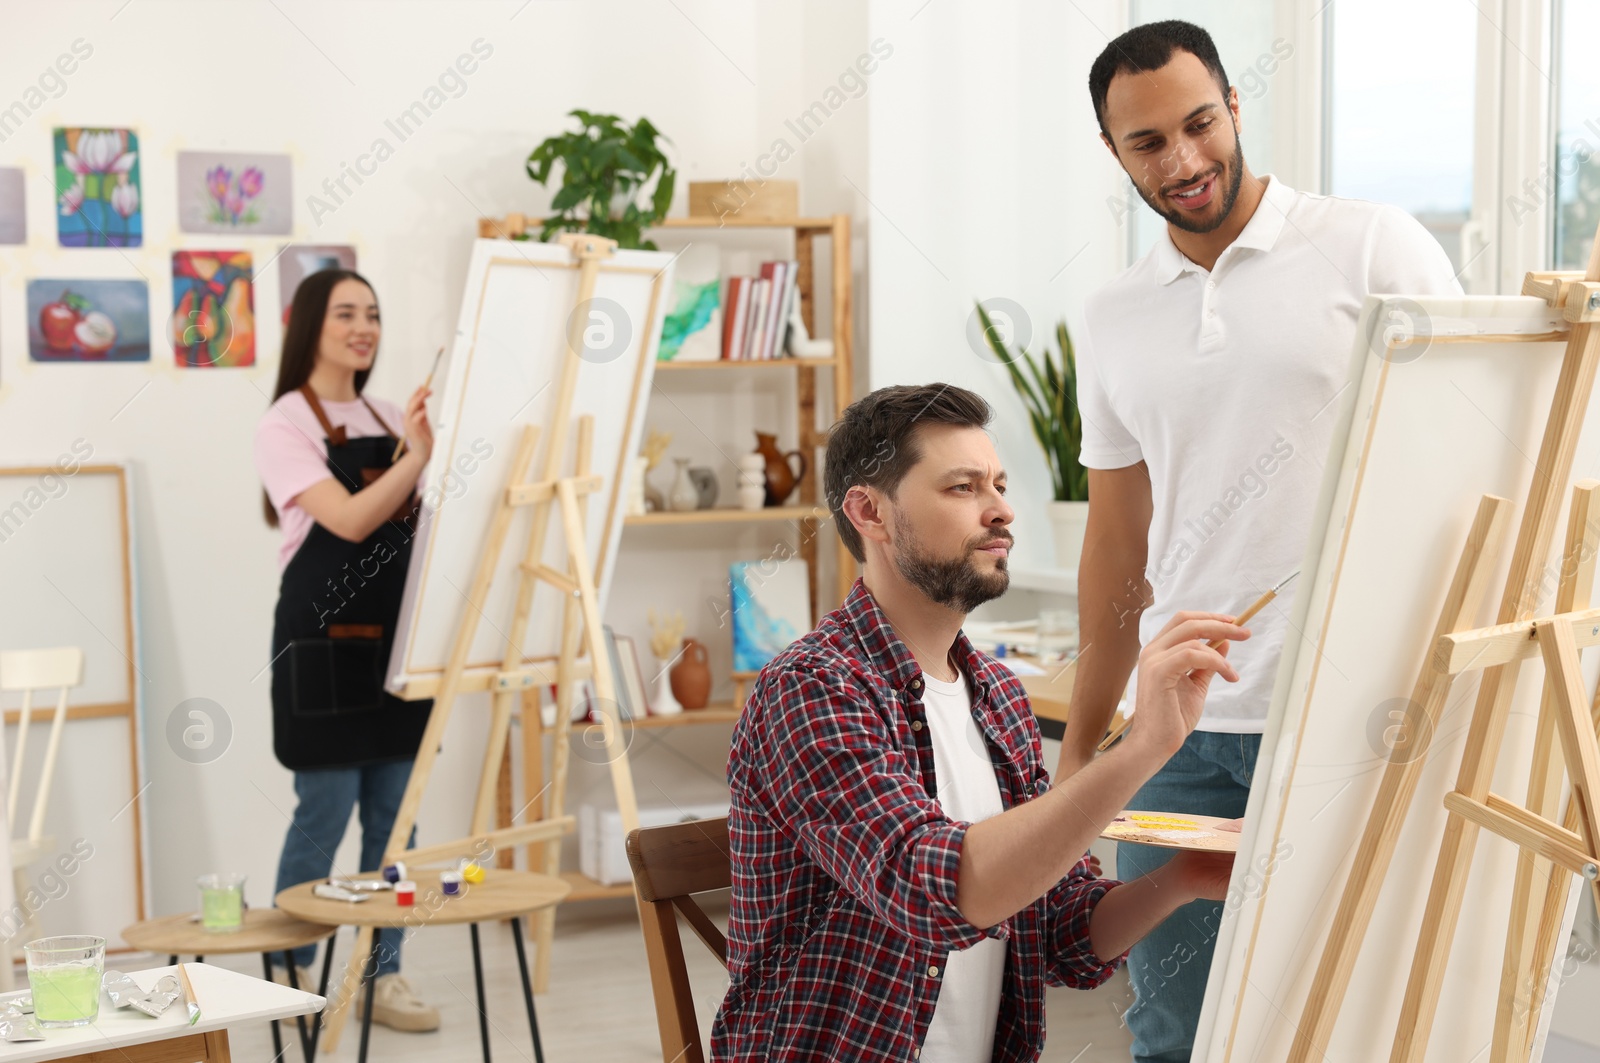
[1076, 176, 1462, 732]
[254, 390, 408, 571]
[919, 668, 1007, 1063]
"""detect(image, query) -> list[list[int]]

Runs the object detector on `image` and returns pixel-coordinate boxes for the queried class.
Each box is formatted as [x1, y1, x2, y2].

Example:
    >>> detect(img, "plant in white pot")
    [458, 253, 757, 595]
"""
[974, 303, 1090, 570]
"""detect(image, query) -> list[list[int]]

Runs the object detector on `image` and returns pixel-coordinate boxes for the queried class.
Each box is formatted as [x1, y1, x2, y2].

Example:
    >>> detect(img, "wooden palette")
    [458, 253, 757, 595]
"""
[1099, 810, 1242, 853]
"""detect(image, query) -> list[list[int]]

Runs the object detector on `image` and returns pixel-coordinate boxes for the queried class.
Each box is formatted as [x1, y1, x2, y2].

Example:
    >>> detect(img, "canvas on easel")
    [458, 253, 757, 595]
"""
[1193, 290, 1598, 1062]
[309, 234, 672, 1052]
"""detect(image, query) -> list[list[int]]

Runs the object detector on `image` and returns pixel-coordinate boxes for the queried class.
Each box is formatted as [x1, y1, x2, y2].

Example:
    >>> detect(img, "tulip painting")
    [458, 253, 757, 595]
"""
[54, 128, 143, 248]
[171, 251, 256, 367]
[178, 151, 292, 234]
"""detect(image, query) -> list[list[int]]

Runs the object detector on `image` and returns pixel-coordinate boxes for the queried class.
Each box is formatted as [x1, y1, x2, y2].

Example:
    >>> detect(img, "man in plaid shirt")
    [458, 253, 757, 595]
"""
[711, 384, 1247, 1062]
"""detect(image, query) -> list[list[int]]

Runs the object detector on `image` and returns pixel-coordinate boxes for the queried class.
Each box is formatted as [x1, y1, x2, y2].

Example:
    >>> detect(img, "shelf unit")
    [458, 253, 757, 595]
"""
[477, 211, 857, 903]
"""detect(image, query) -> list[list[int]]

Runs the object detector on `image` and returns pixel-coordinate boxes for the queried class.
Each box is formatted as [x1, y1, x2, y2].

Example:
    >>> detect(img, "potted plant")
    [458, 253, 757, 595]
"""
[525, 109, 676, 251]
[974, 303, 1090, 569]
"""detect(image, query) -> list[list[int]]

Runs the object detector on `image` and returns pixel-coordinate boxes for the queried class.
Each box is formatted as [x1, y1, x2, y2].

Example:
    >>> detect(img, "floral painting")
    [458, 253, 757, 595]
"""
[26, 279, 150, 361]
[54, 128, 142, 248]
[176, 152, 291, 234]
[171, 251, 255, 368]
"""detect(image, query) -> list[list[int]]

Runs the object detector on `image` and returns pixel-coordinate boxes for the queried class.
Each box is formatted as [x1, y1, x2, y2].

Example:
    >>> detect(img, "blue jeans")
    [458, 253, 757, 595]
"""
[1116, 729, 1262, 1063]
[273, 759, 416, 977]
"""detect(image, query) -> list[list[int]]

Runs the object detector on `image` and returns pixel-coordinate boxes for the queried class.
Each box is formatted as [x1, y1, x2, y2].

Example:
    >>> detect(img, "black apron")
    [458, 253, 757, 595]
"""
[269, 385, 433, 771]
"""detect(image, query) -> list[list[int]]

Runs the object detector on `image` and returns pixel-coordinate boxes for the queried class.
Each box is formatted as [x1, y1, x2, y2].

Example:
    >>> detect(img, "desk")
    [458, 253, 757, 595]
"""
[277, 869, 569, 1063]
[0, 962, 324, 1063]
[121, 909, 334, 1061]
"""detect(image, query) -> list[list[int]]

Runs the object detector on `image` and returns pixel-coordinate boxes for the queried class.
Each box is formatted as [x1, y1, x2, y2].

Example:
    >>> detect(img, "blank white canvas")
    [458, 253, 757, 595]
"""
[0, 465, 146, 943]
[1196, 295, 1595, 1062]
[387, 239, 671, 691]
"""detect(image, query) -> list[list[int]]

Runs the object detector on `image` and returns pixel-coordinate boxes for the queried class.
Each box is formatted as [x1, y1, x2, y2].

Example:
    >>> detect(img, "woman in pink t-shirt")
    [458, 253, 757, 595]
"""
[253, 269, 439, 1033]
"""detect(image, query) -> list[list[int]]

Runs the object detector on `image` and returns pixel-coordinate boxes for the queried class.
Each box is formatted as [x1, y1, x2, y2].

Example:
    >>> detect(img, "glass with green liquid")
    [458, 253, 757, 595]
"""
[197, 872, 246, 932]
[24, 935, 105, 1027]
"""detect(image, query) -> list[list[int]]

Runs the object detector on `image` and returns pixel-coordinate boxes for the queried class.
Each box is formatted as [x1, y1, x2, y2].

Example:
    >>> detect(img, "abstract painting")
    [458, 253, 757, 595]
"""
[278, 243, 357, 325]
[658, 243, 721, 361]
[27, 279, 150, 361]
[172, 251, 255, 367]
[0, 168, 24, 245]
[176, 151, 292, 235]
[730, 559, 810, 671]
[54, 128, 141, 248]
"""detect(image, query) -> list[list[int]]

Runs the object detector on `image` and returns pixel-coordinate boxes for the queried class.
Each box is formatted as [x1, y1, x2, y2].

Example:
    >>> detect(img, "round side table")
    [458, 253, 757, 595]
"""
[277, 869, 569, 1063]
[121, 907, 336, 1062]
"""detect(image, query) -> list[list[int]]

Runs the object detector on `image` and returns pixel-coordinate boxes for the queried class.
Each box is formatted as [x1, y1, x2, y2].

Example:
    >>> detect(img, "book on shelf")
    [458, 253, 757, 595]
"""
[719, 260, 801, 360]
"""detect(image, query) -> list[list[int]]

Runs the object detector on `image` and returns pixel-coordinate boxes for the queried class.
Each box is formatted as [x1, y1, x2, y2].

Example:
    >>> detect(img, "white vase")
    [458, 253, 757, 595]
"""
[738, 483, 766, 511]
[625, 455, 649, 516]
[1047, 500, 1090, 571]
[651, 659, 683, 716]
[668, 458, 699, 512]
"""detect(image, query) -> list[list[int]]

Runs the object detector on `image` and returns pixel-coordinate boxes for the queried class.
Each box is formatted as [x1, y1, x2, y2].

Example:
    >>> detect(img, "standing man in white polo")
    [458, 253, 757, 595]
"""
[1056, 20, 1462, 1062]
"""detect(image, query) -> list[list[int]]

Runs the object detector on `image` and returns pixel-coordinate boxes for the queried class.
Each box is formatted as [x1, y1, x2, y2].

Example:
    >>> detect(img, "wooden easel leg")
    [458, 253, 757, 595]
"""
[535, 591, 582, 995]
[1495, 482, 1600, 1060]
[1286, 494, 1511, 1062]
[320, 925, 374, 1054]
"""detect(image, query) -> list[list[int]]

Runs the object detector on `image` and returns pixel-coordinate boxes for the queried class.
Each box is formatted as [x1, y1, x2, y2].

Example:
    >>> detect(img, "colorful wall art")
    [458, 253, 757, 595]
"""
[0, 167, 24, 245]
[658, 243, 721, 361]
[54, 128, 142, 248]
[176, 151, 291, 235]
[27, 279, 150, 361]
[730, 559, 810, 671]
[172, 251, 255, 367]
[278, 244, 357, 324]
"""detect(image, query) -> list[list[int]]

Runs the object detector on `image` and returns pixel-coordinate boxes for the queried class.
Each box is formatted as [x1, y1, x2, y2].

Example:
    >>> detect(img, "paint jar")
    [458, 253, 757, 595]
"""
[460, 861, 485, 885]
[440, 870, 463, 896]
[381, 861, 407, 884]
[394, 881, 416, 906]
[197, 873, 246, 933]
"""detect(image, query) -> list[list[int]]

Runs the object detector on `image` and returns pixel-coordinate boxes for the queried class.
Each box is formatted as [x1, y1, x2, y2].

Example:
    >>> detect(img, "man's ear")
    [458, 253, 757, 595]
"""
[841, 485, 891, 552]
[1100, 130, 1120, 165]
[1227, 85, 1243, 136]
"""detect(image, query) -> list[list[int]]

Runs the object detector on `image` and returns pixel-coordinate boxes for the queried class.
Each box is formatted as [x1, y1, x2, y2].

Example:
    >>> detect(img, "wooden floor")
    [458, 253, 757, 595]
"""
[153, 894, 1135, 1062]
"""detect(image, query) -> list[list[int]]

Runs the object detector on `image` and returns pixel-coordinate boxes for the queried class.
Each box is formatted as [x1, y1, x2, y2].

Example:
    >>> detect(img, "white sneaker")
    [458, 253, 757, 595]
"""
[357, 973, 440, 1033]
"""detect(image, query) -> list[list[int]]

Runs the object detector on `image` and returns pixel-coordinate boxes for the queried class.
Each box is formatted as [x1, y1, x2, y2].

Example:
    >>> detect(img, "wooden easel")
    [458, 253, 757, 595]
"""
[316, 232, 645, 1051]
[1283, 232, 1600, 1062]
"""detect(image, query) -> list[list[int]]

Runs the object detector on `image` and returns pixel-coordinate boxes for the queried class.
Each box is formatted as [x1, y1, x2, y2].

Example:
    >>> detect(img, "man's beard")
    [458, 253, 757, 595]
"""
[892, 519, 1011, 614]
[1133, 135, 1246, 235]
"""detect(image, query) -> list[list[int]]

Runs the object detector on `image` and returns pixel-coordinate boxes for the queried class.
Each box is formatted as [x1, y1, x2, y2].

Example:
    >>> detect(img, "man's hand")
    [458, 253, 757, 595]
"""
[1123, 611, 1249, 761]
[1155, 850, 1235, 903]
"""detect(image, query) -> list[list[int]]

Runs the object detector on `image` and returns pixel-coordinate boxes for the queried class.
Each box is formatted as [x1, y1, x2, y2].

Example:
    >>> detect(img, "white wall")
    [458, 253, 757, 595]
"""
[0, 0, 874, 929]
[865, 0, 1127, 571]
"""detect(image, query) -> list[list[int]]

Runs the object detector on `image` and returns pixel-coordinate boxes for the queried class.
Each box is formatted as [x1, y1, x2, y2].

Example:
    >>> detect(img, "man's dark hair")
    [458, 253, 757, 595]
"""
[824, 383, 992, 563]
[1087, 20, 1230, 141]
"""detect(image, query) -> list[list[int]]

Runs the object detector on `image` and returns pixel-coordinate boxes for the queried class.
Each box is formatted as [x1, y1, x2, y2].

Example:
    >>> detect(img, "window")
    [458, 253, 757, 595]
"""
[1553, 0, 1600, 268]
[1325, 0, 1475, 276]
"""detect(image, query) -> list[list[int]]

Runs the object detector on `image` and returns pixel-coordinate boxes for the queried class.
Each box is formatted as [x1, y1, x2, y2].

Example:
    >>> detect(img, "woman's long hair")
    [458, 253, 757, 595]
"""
[262, 269, 378, 527]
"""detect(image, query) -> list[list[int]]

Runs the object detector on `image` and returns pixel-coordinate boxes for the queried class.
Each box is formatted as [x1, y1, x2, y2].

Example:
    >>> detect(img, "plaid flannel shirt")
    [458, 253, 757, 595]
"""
[710, 580, 1123, 1062]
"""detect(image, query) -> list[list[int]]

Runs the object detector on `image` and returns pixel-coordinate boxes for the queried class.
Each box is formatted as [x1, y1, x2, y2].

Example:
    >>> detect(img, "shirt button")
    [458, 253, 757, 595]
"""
[910, 678, 922, 690]
[927, 965, 940, 978]
[911, 720, 924, 731]
[914, 1051, 920, 1060]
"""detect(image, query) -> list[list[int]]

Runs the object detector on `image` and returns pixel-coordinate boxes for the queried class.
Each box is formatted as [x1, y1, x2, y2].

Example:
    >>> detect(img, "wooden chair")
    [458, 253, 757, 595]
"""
[0, 646, 85, 987]
[625, 816, 731, 1063]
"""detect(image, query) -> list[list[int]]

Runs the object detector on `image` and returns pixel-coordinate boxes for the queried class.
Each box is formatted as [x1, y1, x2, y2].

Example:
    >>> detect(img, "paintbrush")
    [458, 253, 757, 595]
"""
[1096, 570, 1300, 753]
[390, 346, 445, 463]
[176, 962, 200, 1026]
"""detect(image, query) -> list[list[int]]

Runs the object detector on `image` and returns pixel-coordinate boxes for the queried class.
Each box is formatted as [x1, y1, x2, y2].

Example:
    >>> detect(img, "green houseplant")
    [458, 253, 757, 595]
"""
[525, 110, 676, 250]
[975, 302, 1090, 567]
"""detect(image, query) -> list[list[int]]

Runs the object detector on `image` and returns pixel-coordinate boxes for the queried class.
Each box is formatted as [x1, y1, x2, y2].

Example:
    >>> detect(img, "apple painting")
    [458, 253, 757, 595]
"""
[26, 279, 149, 362]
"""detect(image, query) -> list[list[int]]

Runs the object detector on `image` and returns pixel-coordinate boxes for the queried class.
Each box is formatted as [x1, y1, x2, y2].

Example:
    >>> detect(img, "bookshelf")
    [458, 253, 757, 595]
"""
[477, 211, 857, 903]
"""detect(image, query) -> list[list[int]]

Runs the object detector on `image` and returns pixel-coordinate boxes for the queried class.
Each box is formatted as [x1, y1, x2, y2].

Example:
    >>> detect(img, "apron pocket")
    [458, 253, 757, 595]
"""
[285, 638, 386, 716]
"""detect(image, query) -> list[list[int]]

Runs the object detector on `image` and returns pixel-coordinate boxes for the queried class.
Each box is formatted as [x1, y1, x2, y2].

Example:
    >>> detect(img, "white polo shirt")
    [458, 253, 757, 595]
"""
[1076, 176, 1461, 732]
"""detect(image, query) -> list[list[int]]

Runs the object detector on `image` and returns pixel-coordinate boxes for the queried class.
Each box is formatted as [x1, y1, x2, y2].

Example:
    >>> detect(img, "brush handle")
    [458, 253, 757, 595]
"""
[1206, 590, 1275, 650]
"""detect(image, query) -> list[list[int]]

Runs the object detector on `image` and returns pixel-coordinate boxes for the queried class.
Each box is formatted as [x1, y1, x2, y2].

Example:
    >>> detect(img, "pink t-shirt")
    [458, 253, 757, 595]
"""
[255, 390, 408, 571]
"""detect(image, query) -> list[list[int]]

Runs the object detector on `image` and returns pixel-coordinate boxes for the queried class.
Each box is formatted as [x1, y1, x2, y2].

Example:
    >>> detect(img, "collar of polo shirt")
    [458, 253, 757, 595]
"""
[1153, 173, 1295, 285]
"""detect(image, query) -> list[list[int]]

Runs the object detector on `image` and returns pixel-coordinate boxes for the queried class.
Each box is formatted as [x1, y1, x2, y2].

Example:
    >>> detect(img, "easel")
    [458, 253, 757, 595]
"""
[1283, 230, 1600, 1062]
[316, 232, 645, 1052]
